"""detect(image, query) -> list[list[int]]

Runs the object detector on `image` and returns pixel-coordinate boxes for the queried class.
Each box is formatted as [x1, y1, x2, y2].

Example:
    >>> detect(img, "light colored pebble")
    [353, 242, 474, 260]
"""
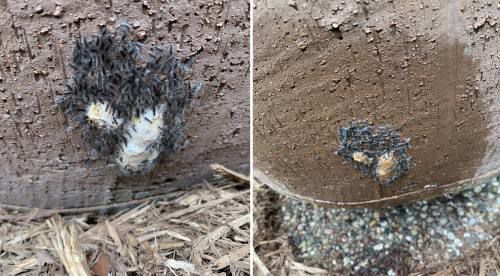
[282, 177, 500, 273]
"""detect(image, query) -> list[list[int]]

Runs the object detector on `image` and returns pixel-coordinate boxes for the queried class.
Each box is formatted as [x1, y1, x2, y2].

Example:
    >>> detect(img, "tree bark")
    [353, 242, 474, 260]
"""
[0, 0, 250, 208]
[254, 0, 500, 207]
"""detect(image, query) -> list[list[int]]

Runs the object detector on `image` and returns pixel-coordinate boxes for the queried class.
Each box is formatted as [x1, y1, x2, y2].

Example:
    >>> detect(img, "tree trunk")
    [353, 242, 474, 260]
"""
[0, 0, 249, 208]
[254, 0, 500, 207]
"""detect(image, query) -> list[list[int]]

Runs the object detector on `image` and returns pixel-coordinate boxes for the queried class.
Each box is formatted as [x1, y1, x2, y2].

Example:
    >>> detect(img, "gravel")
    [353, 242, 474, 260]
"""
[282, 177, 500, 274]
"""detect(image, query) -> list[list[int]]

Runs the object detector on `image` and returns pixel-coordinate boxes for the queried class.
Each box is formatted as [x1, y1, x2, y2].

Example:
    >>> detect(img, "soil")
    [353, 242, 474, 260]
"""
[253, 0, 500, 207]
[0, 0, 249, 208]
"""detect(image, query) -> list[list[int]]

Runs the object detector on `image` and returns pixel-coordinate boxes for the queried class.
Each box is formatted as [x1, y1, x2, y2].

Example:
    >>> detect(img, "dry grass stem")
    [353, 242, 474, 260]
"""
[0, 167, 249, 275]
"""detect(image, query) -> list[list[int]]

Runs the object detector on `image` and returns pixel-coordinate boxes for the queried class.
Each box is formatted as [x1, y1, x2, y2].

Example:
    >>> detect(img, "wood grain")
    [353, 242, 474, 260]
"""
[0, 0, 250, 208]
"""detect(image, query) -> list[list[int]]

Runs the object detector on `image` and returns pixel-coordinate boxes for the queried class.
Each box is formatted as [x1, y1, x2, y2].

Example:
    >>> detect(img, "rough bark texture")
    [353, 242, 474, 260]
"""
[0, 0, 249, 208]
[254, 0, 500, 207]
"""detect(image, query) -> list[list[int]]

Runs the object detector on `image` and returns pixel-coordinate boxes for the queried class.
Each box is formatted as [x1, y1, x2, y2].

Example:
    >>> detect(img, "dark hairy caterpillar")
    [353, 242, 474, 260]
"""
[336, 120, 414, 185]
[61, 24, 202, 174]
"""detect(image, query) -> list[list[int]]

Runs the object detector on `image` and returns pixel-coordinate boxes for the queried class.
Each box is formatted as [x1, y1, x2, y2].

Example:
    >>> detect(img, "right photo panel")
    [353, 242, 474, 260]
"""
[252, 0, 500, 275]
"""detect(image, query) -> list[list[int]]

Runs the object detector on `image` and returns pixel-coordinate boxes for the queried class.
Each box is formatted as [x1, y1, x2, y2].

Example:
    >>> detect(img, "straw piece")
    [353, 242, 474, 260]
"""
[165, 259, 196, 274]
[1, 172, 249, 275]
[210, 163, 250, 184]
[213, 245, 250, 270]
[136, 229, 191, 243]
[49, 217, 92, 276]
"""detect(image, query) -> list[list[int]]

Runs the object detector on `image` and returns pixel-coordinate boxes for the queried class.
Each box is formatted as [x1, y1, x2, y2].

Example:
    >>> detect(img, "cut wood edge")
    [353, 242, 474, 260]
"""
[254, 167, 500, 208]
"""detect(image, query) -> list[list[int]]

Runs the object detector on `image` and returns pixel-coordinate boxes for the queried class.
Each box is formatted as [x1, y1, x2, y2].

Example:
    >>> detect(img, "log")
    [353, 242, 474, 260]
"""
[253, 0, 500, 207]
[0, 0, 249, 208]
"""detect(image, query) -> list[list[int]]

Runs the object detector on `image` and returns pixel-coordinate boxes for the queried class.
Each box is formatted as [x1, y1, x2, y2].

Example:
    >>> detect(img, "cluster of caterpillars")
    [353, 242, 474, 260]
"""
[336, 121, 414, 185]
[61, 24, 201, 174]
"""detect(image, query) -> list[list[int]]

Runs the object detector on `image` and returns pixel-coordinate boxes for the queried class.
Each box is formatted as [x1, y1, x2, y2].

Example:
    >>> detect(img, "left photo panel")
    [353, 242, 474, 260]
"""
[0, 0, 250, 275]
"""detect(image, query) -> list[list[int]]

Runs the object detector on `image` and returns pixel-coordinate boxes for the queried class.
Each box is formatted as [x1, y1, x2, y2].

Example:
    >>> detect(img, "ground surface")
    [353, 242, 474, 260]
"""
[0, 0, 250, 208]
[1, 165, 250, 275]
[254, 180, 500, 275]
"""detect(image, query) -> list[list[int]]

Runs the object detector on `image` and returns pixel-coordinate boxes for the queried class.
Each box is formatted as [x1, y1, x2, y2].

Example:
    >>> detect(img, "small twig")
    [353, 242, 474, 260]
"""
[252, 248, 272, 276]
[192, 214, 250, 268]
[158, 190, 248, 222]
[288, 259, 328, 274]
[0, 190, 187, 222]
[213, 245, 249, 270]
[487, 235, 499, 248]
[210, 163, 250, 184]
[193, 214, 250, 252]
